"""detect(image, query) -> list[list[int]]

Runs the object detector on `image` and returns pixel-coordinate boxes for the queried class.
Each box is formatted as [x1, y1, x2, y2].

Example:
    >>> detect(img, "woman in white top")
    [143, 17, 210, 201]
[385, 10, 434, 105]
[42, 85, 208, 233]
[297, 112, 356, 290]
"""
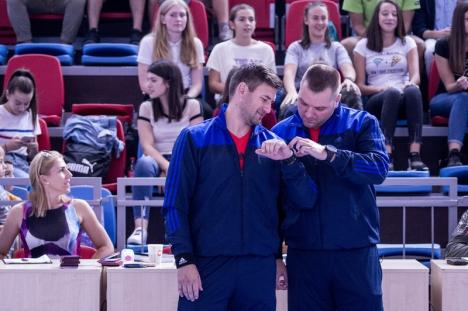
[354, 0, 427, 171]
[282, 1, 361, 117]
[206, 3, 276, 100]
[137, 0, 204, 99]
[0, 69, 40, 178]
[127, 60, 203, 245]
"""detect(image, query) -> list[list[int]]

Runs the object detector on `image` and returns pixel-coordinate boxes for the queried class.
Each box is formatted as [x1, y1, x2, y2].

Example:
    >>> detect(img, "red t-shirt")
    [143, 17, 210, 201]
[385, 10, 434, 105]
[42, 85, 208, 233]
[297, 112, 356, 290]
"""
[229, 129, 252, 170]
[309, 128, 320, 142]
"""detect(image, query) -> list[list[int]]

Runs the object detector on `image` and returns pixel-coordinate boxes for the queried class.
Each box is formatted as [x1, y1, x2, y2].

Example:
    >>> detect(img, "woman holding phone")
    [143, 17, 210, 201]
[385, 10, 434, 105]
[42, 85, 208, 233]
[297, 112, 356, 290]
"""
[0, 69, 40, 177]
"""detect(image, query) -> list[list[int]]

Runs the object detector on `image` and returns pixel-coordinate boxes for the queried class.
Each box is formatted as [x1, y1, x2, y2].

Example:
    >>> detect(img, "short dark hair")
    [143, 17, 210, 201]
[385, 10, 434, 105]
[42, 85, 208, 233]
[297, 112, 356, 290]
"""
[366, 0, 406, 52]
[228, 64, 282, 99]
[301, 64, 340, 96]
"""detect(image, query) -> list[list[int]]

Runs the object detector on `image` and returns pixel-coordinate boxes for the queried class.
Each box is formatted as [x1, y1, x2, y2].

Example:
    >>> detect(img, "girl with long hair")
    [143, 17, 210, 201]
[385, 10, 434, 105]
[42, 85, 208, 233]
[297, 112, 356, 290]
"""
[137, 0, 204, 100]
[127, 60, 203, 245]
[0, 69, 40, 177]
[354, 0, 427, 171]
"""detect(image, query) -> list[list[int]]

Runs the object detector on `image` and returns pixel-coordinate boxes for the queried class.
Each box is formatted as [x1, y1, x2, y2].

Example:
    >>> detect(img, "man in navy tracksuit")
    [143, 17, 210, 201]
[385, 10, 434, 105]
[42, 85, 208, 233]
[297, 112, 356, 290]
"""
[273, 64, 389, 310]
[163, 64, 317, 310]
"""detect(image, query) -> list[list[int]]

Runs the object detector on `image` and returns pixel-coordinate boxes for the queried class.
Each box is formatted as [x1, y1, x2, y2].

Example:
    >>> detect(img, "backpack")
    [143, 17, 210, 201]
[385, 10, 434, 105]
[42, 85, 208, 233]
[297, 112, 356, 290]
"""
[63, 143, 111, 178]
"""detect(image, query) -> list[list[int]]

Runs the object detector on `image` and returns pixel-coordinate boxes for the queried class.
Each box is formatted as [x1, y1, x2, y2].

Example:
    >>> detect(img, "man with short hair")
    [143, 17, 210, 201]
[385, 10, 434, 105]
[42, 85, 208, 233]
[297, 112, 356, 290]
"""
[273, 64, 389, 310]
[163, 63, 317, 310]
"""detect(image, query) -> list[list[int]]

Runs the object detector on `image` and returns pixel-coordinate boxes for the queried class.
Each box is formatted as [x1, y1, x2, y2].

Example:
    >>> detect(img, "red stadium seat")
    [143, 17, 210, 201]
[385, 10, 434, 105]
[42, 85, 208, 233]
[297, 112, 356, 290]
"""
[37, 118, 51, 151]
[284, 0, 342, 49]
[72, 103, 134, 125]
[4, 54, 64, 126]
[428, 60, 448, 126]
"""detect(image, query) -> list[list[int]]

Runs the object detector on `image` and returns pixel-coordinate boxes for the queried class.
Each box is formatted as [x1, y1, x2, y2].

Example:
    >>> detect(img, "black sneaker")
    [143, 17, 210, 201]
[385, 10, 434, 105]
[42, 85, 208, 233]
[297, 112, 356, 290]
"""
[409, 152, 429, 171]
[129, 29, 143, 45]
[83, 28, 100, 45]
[447, 149, 463, 167]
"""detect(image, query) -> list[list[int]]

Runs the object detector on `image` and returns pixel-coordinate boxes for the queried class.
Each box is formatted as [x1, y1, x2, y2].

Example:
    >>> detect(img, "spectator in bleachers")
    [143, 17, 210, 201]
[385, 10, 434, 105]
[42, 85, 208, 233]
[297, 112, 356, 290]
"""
[354, 0, 427, 171]
[6, 0, 85, 44]
[0, 69, 40, 178]
[0, 151, 114, 259]
[84, 0, 145, 45]
[137, 0, 204, 103]
[127, 60, 203, 245]
[281, 2, 362, 118]
[341, 0, 425, 68]
[412, 0, 456, 75]
[0, 146, 20, 231]
[153, 0, 232, 41]
[206, 4, 276, 101]
[429, 1, 468, 168]
[446, 209, 468, 257]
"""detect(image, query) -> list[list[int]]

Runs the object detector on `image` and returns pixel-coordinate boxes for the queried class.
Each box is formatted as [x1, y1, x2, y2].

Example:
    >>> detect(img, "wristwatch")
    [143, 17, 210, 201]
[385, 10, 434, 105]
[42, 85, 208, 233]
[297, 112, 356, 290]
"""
[283, 154, 297, 166]
[324, 145, 338, 163]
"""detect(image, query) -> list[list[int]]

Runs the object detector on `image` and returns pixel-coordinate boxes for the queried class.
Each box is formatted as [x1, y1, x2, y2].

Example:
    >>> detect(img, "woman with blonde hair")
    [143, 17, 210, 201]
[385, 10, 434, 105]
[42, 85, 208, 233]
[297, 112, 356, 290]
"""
[138, 0, 204, 100]
[0, 151, 114, 258]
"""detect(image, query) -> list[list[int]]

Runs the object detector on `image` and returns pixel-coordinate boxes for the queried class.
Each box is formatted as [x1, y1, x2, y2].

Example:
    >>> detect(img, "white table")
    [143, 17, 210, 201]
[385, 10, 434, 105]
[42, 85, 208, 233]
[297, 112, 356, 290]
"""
[431, 259, 468, 311]
[0, 259, 102, 311]
[381, 259, 429, 311]
[105, 262, 288, 311]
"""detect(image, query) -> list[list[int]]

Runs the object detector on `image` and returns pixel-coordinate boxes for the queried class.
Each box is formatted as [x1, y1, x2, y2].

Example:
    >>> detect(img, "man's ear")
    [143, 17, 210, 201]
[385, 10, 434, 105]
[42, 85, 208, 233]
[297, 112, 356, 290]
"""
[237, 82, 248, 96]
[334, 93, 342, 108]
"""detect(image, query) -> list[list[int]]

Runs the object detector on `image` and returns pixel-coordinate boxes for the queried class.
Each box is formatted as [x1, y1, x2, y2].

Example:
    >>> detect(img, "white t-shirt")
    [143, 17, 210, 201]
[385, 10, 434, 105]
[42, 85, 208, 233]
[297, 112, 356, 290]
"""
[137, 34, 205, 90]
[138, 99, 201, 155]
[206, 39, 276, 88]
[285, 41, 351, 89]
[0, 105, 41, 156]
[354, 36, 416, 90]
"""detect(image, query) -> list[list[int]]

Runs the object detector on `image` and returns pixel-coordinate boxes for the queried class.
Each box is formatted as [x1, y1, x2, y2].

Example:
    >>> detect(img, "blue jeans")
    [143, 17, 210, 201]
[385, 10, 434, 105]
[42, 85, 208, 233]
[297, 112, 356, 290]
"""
[430, 92, 468, 145]
[132, 155, 167, 220]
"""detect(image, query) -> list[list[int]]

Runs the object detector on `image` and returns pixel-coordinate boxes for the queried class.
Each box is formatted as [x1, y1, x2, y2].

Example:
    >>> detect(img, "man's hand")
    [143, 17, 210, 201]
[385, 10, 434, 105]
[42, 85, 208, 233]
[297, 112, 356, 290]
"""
[276, 259, 288, 290]
[289, 137, 327, 160]
[177, 264, 203, 302]
[256, 139, 293, 160]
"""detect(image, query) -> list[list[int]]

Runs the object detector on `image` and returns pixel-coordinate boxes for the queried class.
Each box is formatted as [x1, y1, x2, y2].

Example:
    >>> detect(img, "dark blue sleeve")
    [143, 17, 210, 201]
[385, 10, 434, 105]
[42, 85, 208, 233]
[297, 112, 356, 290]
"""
[327, 115, 389, 185]
[162, 128, 198, 265]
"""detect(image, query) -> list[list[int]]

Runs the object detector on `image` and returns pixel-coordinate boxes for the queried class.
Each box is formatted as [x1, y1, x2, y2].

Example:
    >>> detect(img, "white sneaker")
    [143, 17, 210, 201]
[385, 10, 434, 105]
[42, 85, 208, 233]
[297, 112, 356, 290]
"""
[127, 227, 148, 245]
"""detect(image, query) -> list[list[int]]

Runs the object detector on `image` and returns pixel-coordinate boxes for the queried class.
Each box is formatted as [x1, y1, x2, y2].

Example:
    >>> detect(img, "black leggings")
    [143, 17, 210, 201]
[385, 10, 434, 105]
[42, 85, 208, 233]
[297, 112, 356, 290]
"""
[364, 86, 423, 145]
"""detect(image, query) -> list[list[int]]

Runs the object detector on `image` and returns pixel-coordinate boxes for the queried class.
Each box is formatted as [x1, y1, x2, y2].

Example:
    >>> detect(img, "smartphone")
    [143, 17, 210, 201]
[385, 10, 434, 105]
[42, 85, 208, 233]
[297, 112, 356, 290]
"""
[123, 263, 146, 268]
[446, 257, 468, 266]
[99, 258, 122, 267]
